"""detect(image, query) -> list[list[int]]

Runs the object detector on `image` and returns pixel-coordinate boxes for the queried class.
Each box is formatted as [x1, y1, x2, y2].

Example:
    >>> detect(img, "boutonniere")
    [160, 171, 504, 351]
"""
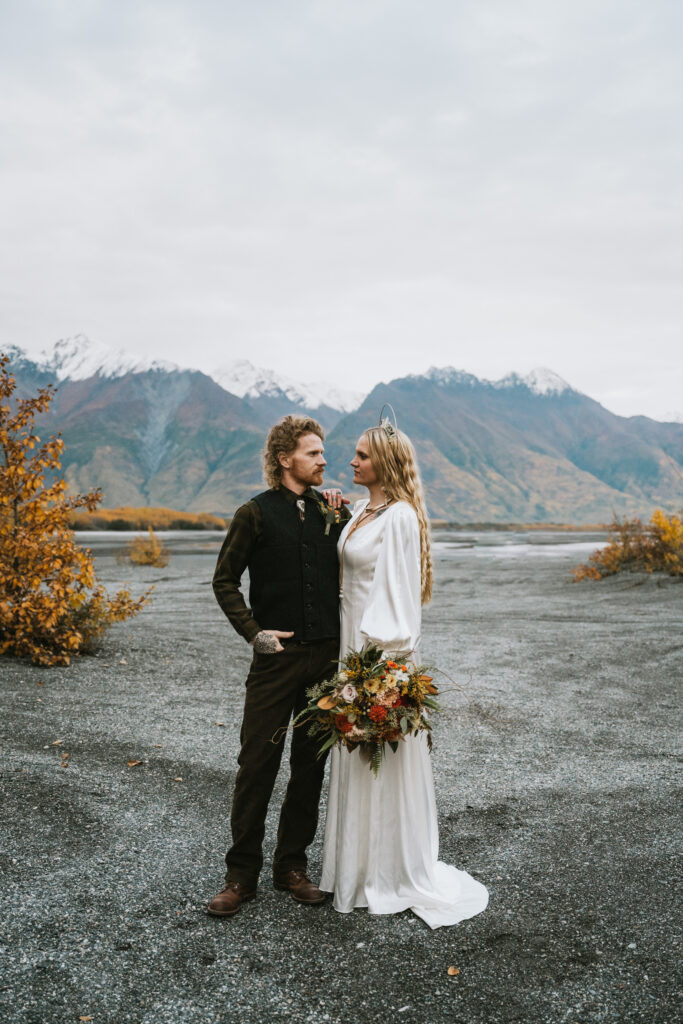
[317, 500, 342, 536]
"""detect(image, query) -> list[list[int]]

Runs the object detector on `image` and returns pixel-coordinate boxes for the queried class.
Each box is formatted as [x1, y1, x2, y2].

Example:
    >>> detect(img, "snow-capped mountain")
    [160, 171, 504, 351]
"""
[4, 340, 681, 520]
[423, 365, 573, 396]
[28, 335, 179, 381]
[211, 359, 365, 414]
[12, 338, 572, 414]
[495, 367, 572, 395]
[12, 337, 365, 416]
[419, 367, 481, 388]
[323, 366, 682, 522]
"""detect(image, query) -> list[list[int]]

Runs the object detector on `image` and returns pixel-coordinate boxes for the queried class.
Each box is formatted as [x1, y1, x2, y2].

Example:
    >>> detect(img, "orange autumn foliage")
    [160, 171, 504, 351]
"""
[70, 506, 226, 530]
[572, 509, 683, 580]
[121, 527, 169, 567]
[0, 354, 150, 665]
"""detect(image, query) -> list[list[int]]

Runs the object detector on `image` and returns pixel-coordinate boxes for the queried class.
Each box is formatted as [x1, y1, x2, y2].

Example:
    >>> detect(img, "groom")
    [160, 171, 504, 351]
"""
[208, 414, 349, 917]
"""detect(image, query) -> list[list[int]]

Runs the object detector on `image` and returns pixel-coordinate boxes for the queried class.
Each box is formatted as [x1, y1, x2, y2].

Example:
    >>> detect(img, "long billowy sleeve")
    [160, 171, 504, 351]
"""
[359, 503, 422, 658]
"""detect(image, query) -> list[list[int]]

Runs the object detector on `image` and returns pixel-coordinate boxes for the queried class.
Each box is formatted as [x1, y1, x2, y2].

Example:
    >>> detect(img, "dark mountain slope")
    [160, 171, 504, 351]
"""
[5, 349, 680, 520]
[5, 352, 266, 511]
[324, 374, 682, 522]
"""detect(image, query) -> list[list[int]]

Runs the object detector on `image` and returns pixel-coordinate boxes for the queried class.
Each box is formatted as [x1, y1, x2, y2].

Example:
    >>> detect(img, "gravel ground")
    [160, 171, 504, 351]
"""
[1, 533, 681, 1024]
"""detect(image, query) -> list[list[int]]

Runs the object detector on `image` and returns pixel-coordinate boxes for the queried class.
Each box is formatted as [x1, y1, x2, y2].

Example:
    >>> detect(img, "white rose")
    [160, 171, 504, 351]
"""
[341, 683, 358, 702]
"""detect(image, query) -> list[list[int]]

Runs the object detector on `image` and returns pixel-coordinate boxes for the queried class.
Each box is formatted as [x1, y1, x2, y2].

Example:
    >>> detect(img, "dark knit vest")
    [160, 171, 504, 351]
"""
[248, 489, 341, 642]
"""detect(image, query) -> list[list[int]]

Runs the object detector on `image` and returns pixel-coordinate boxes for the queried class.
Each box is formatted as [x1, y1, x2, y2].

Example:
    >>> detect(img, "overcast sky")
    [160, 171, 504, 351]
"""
[1, 0, 682, 419]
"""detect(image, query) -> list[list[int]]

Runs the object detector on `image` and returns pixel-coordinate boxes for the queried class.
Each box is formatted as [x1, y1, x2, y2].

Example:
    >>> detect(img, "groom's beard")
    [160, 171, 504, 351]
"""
[289, 467, 325, 490]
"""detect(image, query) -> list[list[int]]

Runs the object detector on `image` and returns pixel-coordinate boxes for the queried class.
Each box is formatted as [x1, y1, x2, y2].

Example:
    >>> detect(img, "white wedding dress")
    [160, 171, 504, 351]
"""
[320, 499, 489, 929]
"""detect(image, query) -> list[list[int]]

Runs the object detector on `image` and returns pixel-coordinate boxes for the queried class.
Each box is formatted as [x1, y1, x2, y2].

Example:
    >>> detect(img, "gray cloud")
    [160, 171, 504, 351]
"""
[1, 0, 681, 418]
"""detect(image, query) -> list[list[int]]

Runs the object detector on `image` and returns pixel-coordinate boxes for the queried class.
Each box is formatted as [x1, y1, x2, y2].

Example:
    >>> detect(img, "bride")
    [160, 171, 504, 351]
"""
[320, 419, 489, 929]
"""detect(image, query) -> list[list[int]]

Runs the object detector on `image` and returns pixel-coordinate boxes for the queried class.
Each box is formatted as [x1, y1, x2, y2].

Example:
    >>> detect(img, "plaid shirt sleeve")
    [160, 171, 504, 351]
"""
[212, 500, 262, 643]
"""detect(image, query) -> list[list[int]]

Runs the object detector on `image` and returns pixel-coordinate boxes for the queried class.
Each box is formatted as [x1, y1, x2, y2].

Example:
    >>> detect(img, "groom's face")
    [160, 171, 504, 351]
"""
[280, 432, 327, 488]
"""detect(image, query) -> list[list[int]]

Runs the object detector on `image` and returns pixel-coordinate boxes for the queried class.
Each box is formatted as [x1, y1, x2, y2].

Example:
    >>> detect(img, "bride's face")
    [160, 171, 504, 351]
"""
[350, 435, 379, 488]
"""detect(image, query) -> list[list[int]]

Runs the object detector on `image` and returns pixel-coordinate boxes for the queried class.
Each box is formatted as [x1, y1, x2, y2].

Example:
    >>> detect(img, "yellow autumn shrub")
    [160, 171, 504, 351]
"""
[120, 527, 170, 567]
[0, 354, 151, 665]
[573, 509, 683, 580]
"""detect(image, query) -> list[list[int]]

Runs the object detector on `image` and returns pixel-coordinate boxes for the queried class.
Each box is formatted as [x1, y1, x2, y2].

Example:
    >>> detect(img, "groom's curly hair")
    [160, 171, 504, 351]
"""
[263, 415, 325, 488]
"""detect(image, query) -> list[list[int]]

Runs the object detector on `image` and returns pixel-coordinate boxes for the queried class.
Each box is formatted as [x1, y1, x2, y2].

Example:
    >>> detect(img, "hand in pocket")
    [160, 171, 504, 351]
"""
[251, 629, 294, 654]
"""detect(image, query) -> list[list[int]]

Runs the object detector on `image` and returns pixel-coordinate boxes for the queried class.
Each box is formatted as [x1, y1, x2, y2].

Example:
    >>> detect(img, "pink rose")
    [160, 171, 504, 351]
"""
[341, 683, 358, 702]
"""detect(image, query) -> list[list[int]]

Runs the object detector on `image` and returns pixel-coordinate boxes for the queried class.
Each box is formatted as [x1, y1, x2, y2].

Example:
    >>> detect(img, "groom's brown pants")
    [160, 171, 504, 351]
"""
[225, 637, 338, 887]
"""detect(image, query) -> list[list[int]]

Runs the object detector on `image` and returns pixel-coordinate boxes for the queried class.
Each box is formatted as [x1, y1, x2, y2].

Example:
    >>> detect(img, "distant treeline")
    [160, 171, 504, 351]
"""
[70, 506, 227, 531]
[69, 506, 607, 532]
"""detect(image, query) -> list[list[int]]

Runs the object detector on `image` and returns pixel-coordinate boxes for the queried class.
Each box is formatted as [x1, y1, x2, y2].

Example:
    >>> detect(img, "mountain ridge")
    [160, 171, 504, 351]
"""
[3, 338, 681, 522]
[14, 336, 592, 415]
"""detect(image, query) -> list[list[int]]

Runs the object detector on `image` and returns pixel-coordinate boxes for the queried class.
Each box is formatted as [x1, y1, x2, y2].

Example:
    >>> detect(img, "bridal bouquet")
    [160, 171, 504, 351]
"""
[298, 645, 439, 776]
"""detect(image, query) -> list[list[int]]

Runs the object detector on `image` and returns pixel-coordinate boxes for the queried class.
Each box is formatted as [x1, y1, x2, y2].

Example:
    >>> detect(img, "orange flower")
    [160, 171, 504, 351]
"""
[385, 660, 398, 669]
[334, 714, 354, 734]
[368, 705, 388, 722]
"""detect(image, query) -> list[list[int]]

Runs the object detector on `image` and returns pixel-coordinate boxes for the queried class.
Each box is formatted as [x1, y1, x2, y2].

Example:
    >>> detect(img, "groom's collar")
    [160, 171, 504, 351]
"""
[276, 484, 319, 505]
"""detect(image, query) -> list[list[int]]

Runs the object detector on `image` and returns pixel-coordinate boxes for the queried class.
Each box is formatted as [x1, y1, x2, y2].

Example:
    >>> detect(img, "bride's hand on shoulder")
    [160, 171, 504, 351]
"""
[322, 487, 349, 509]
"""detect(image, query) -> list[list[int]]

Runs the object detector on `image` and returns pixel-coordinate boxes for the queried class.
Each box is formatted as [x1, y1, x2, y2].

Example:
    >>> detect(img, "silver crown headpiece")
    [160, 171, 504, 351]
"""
[378, 404, 398, 441]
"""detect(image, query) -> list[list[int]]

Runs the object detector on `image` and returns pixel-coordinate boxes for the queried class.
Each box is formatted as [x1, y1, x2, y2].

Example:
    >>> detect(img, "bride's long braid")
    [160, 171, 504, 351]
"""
[363, 426, 434, 604]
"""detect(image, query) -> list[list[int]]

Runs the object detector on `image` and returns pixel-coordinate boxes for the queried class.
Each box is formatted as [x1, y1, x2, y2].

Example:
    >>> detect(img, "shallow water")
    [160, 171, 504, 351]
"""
[77, 528, 609, 560]
[432, 537, 608, 559]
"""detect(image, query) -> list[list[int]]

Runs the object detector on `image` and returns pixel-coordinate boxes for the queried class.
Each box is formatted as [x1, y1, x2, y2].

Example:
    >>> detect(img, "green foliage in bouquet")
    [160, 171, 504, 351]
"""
[296, 644, 440, 776]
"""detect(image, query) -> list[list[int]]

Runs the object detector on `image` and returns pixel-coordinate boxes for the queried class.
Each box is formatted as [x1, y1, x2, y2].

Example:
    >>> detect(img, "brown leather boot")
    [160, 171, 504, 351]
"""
[273, 869, 326, 904]
[207, 880, 257, 917]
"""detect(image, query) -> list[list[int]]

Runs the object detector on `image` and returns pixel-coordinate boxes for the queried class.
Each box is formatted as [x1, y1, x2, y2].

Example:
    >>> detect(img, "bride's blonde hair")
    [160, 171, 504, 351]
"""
[362, 426, 433, 604]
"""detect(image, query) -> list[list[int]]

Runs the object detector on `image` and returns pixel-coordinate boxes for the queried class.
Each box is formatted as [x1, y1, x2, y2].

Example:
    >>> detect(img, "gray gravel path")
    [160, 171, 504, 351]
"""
[1, 535, 681, 1024]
